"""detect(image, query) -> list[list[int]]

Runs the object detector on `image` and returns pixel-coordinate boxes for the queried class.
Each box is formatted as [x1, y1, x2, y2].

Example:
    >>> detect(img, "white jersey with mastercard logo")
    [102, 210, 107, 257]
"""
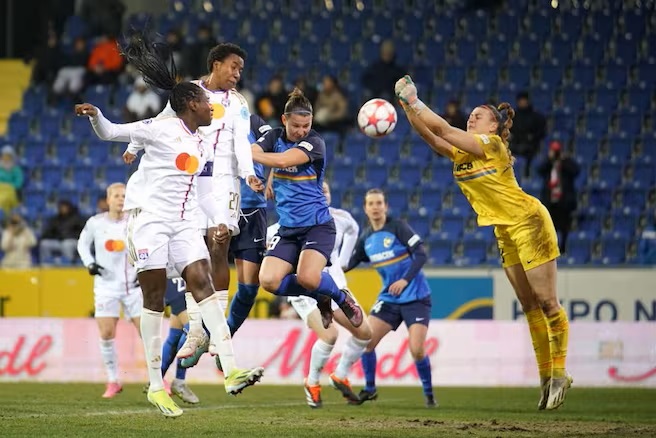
[90, 111, 211, 222]
[77, 212, 138, 293]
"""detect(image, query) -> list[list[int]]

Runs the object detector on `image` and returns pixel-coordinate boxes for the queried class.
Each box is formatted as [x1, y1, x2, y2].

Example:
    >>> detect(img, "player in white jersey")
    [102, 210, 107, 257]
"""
[268, 182, 372, 408]
[77, 182, 142, 399]
[124, 44, 261, 366]
[75, 33, 263, 418]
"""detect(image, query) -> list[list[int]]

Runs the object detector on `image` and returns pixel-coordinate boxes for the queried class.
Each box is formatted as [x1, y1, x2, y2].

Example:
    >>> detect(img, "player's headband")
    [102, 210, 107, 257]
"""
[482, 104, 505, 123]
[284, 109, 313, 116]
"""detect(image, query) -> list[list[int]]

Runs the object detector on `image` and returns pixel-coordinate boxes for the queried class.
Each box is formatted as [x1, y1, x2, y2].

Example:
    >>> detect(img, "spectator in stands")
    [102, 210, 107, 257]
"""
[79, 0, 125, 37]
[85, 34, 124, 86]
[441, 99, 467, 131]
[0, 145, 24, 214]
[511, 91, 546, 178]
[638, 210, 656, 264]
[314, 75, 350, 135]
[1, 212, 37, 269]
[123, 76, 162, 122]
[255, 75, 288, 126]
[29, 31, 59, 87]
[182, 24, 217, 79]
[39, 200, 86, 263]
[537, 141, 580, 254]
[361, 40, 405, 103]
[52, 37, 89, 102]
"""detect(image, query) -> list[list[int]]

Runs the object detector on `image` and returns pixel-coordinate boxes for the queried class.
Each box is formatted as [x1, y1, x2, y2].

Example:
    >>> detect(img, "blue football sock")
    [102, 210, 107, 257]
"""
[361, 350, 377, 392]
[174, 327, 188, 380]
[274, 274, 318, 299]
[228, 283, 259, 336]
[162, 327, 183, 376]
[415, 356, 433, 397]
[314, 271, 346, 304]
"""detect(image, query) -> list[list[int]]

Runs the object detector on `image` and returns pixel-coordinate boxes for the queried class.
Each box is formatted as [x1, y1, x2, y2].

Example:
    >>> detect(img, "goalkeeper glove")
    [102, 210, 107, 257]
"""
[87, 262, 105, 276]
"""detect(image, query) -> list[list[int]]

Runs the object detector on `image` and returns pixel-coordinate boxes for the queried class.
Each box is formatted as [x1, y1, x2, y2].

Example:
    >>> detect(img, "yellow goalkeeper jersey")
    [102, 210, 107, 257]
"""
[448, 134, 540, 226]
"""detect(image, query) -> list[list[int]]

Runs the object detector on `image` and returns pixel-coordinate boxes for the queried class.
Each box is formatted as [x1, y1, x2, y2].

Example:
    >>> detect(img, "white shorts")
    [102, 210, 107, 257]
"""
[94, 287, 142, 319]
[200, 174, 241, 236]
[127, 210, 210, 275]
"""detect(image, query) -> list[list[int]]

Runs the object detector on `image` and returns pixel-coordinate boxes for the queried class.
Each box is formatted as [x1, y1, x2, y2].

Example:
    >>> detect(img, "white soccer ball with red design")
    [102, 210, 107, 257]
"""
[357, 98, 397, 138]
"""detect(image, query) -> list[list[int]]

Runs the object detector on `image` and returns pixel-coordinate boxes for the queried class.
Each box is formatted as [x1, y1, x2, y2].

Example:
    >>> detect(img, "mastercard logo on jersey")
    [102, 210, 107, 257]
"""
[175, 153, 200, 174]
[105, 239, 125, 252]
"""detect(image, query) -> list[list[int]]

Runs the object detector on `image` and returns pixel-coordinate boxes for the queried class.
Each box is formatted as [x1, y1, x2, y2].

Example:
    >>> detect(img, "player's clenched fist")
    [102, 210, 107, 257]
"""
[74, 103, 98, 117]
[247, 175, 264, 192]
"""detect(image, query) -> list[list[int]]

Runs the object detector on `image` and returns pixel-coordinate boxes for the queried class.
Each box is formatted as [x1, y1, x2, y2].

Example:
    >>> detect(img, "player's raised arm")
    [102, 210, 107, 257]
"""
[400, 101, 458, 161]
[233, 97, 257, 179]
[395, 75, 484, 158]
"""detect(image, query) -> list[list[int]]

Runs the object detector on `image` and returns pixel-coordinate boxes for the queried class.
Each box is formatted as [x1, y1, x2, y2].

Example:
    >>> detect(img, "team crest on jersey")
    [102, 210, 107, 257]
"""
[138, 249, 149, 260]
[240, 106, 250, 120]
[383, 237, 394, 248]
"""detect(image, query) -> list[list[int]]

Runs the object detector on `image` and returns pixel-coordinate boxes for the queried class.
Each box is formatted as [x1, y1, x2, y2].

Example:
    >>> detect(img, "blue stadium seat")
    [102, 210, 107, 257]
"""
[386, 188, 408, 212]
[42, 166, 64, 188]
[566, 232, 593, 264]
[606, 135, 633, 160]
[8, 112, 31, 138]
[600, 234, 628, 264]
[626, 86, 651, 112]
[84, 85, 112, 109]
[506, 64, 530, 88]
[598, 159, 623, 186]
[407, 214, 431, 237]
[426, 234, 453, 265]
[633, 163, 654, 185]
[574, 136, 599, 161]
[616, 113, 642, 136]
[462, 236, 487, 264]
[441, 213, 465, 237]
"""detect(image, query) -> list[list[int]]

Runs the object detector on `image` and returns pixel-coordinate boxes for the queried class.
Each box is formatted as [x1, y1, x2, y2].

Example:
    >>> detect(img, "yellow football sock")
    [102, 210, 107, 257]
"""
[546, 307, 569, 379]
[525, 308, 552, 382]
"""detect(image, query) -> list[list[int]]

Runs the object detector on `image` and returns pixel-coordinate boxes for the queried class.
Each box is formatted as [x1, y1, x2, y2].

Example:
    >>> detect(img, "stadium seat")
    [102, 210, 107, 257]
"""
[566, 232, 593, 264]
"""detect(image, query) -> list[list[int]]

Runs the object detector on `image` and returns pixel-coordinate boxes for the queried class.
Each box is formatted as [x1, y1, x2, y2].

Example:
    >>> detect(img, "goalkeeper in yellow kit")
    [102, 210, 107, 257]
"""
[396, 75, 572, 411]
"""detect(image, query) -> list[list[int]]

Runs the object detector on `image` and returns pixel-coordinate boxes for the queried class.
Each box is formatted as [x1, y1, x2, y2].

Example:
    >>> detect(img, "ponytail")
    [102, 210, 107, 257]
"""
[122, 32, 204, 113]
[284, 87, 313, 116]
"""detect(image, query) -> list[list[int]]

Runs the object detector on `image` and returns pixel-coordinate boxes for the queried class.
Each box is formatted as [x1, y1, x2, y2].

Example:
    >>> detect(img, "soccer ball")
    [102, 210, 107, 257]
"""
[357, 98, 397, 138]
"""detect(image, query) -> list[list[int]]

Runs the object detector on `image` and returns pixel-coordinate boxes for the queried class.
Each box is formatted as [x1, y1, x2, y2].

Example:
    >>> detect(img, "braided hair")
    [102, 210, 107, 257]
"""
[482, 102, 516, 163]
[122, 32, 204, 114]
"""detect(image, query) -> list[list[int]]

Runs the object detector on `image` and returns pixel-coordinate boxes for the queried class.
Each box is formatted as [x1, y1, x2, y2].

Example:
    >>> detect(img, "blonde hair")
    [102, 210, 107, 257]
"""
[106, 182, 126, 197]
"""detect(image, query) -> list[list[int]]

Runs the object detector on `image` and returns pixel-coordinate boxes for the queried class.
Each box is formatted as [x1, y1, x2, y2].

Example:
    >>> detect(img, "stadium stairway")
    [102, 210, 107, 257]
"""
[0, 60, 32, 135]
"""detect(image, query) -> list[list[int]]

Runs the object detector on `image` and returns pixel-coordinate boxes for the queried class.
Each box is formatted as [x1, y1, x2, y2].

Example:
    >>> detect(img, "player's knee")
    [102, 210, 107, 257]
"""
[98, 328, 115, 340]
[356, 323, 373, 342]
[409, 344, 425, 361]
[258, 271, 280, 293]
[318, 327, 338, 345]
[296, 272, 320, 291]
[539, 296, 560, 315]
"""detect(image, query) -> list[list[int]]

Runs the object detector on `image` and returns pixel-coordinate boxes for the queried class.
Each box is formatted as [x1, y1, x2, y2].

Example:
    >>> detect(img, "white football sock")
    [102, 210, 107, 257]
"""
[216, 290, 229, 315]
[307, 339, 334, 385]
[140, 308, 164, 392]
[198, 293, 236, 375]
[99, 339, 118, 383]
[334, 336, 369, 380]
[185, 292, 203, 333]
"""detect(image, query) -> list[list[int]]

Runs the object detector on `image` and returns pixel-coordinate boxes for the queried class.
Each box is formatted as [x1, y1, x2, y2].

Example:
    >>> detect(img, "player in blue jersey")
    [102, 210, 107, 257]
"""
[226, 114, 272, 335]
[250, 88, 363, 329]
[345, 188, 436, 407]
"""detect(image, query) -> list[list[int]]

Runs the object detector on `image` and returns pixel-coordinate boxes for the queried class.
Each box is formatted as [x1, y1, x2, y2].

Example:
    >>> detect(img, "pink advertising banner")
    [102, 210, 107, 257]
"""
[1, 319, 654, 387]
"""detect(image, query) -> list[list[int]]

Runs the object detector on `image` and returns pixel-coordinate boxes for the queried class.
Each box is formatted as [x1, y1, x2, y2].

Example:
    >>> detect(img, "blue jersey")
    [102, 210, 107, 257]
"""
[256, 128, 331, 228]
[240, 114, 272, 209]
[350, 218, 431, 304]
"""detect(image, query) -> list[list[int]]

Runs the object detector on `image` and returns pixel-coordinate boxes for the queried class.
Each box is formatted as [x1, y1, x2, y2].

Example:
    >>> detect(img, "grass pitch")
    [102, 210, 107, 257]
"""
[1, 383, 654, 437]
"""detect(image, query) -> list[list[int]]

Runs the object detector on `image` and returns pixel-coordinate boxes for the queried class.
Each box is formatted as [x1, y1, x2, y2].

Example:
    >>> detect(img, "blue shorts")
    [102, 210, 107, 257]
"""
[165, 278, 187, 316]
[265, 220, 335, 267]
[230, 208, 267, 265]
[369, 297, 431, 330]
